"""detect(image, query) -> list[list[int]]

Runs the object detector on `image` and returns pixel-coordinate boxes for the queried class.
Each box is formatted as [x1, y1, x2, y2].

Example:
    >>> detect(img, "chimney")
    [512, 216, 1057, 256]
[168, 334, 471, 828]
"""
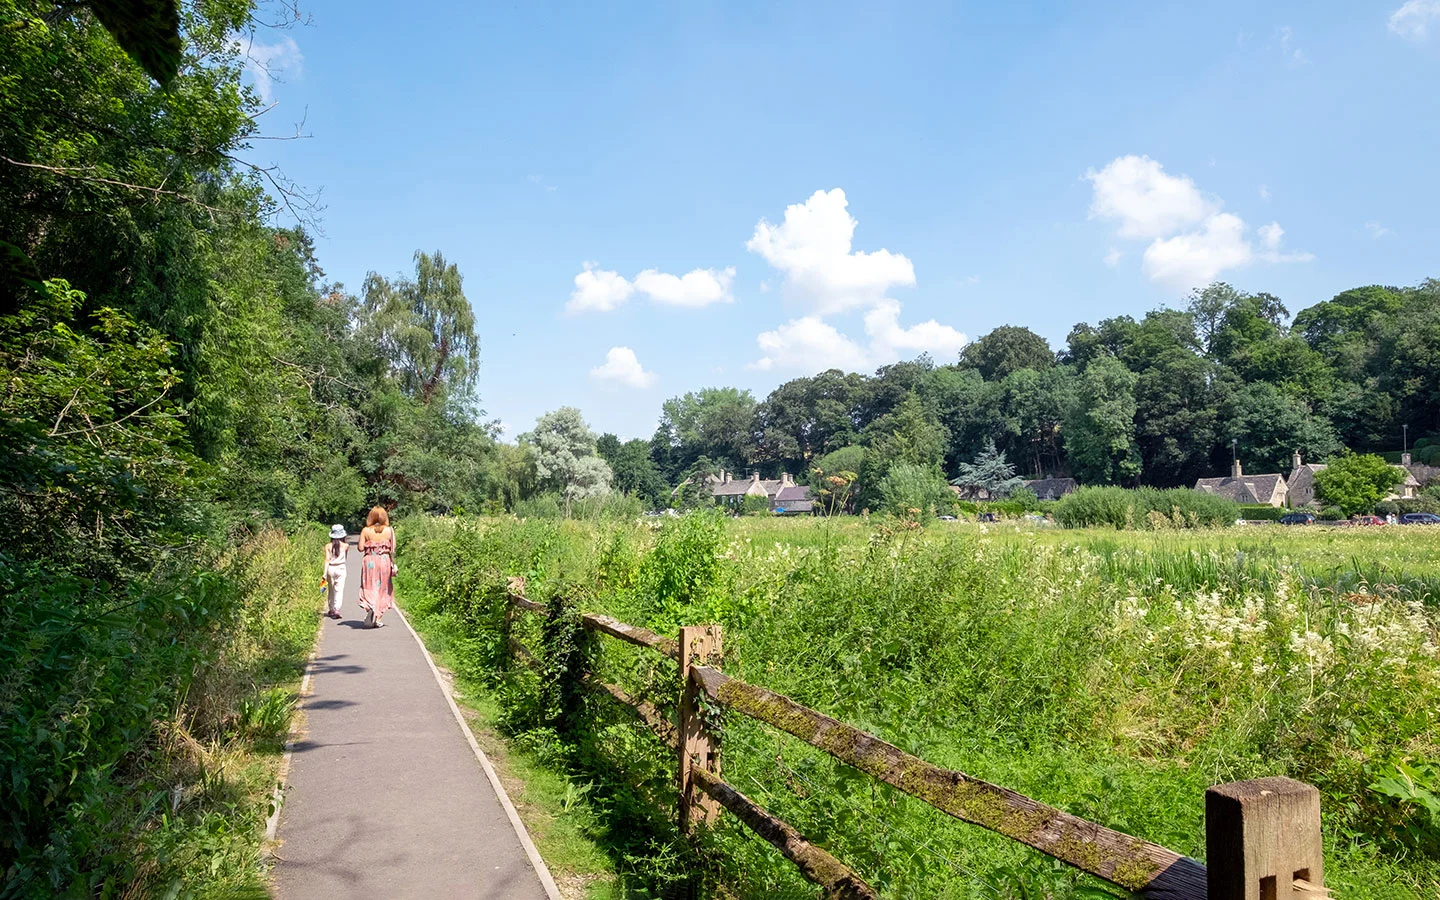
[1292, 450, 1302, 472]
[1231, 459, 1243, 478]
[751, 471, 760, 484]
[1402, 451, 1413, 467]
[721, 469, 729, 484]
[781, 472, 793, 487]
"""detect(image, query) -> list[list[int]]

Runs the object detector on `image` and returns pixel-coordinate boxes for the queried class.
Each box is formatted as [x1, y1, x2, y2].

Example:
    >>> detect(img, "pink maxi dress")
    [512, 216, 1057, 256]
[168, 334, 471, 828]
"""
[358, 536, 395, 624]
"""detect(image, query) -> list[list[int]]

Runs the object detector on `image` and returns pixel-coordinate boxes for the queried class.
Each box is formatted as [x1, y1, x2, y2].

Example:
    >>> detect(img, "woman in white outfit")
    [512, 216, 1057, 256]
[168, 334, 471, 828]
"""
[322, 525, 348, 619]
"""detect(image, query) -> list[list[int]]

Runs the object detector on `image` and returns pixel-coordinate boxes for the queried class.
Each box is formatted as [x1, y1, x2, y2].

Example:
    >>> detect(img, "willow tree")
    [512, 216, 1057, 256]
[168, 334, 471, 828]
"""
[360, 250, 479, 406]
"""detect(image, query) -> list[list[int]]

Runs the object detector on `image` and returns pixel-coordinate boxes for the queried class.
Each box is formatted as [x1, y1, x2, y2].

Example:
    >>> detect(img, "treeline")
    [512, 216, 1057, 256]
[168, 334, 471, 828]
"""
[582, 280, 1440, 513]
[0, 0, 509, 892]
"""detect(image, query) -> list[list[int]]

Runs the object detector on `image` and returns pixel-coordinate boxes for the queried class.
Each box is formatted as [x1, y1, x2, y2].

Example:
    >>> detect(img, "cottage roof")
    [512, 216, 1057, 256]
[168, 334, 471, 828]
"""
[1194, 473, 1286, 504]
[1023, 477, 1078, 499]
[775, 485, 812, 502]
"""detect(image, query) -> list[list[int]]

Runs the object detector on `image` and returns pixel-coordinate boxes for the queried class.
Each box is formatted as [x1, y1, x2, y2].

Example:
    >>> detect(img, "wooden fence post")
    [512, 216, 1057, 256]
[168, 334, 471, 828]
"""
[678, 624, 722, 832]
[1206, 777, 1324, 900]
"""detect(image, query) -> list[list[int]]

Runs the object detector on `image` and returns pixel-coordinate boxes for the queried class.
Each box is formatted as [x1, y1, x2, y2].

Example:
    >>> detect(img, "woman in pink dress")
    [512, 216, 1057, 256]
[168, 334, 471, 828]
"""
[357, 506, 396, 628]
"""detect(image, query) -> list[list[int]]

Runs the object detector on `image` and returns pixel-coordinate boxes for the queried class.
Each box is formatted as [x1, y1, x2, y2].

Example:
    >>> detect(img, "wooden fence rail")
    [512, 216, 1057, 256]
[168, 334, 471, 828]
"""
[501, 586, 1327, 900]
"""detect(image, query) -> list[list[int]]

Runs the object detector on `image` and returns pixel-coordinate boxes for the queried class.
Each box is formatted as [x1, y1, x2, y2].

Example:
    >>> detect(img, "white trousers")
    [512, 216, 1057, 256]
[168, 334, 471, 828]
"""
[325, 562, 347, 614]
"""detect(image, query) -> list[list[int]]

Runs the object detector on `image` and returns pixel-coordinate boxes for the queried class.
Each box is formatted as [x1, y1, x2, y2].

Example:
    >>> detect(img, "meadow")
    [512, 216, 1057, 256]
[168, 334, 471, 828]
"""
[398, 514, 1440, 899]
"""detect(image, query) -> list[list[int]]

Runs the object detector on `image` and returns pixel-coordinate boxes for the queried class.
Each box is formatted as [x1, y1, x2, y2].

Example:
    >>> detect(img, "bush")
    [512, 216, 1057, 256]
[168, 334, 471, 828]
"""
[1239, 505, 1286, 521]
[1054, 486, 1239, 529]
[877, 463, 955, 520]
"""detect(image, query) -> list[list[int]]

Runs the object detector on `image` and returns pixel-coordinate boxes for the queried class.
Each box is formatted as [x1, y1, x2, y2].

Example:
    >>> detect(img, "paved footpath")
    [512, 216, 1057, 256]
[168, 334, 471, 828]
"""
[273, 545, 557, 900]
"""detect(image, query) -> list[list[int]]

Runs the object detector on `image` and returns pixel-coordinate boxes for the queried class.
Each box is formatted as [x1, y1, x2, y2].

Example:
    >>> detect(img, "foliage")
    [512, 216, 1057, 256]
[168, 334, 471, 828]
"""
[522, 408, 614, 513]
[1065, 355, 1140, 485]
[399, 515, 1440, 898]
[1315, 453, 1406, 517]
[876, 463, 954, 520]
[1053, 486, 1239, 529]
[959, 324, 1054, 379]
[949, 439, 1024, 499]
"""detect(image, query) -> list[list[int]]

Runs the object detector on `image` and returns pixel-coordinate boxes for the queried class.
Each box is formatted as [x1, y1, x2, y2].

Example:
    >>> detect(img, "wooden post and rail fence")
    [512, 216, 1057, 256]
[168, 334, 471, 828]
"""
[500, 577, 1327, 900]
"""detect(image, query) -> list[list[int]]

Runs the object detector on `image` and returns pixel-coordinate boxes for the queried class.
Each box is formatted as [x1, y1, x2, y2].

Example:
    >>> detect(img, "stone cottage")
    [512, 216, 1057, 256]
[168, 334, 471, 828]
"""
[1193, 460, 1289, 507]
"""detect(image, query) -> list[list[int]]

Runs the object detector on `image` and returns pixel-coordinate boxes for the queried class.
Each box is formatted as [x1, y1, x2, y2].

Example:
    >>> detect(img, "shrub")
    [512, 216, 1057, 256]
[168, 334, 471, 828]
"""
[1239, 505, 1286, 521]
[1054, 486, 1239, 529]
[1315, 452, 1405, 517]
[877, 463, 955, 520]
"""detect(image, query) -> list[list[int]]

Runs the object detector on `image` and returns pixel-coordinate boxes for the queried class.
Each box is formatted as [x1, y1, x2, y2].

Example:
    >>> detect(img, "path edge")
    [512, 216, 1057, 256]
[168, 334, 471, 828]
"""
[264, 621, 324, 843]
[396, 603, 565, 900]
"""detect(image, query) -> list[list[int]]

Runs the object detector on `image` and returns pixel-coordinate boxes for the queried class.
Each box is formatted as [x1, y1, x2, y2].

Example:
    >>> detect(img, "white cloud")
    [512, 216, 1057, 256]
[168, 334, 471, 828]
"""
[746, 188, 915, 315]
[238, 34, 302, 105]
[1366, 220, 1392, 239]
[1142, 214, 1254, 288]
[528, 174, 558, 192]
[864, 300, 968, 361]
[633, 266, 735, 308]
[1085, 155, 1217, 240]
[1390, 0, 1440, 40]
[746, 188, 968, 373]
[751, 317, 868, 372]
[1258, 184, 1271, 201]
[1089, 156, 1312, 289]
[1258, 221, 1284, 251]
[590, 347, 657, 389]
[567, 263, 634, 313]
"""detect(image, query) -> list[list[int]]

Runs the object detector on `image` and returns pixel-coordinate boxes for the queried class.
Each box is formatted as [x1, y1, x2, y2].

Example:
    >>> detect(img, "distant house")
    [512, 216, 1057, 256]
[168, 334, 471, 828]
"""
[1287, 451, 1421, 508]
[707, 470, 816, 514]
[1023, 477, 1079, 501]
[1194, 460, 1289, 507]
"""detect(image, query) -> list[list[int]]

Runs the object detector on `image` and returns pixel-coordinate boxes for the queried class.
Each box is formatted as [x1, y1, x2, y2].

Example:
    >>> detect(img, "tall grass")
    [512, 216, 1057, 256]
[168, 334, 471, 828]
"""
[1053, 485, 1239, 530]
[398, 513, 1440, 899]
[0, 527, 323, 898]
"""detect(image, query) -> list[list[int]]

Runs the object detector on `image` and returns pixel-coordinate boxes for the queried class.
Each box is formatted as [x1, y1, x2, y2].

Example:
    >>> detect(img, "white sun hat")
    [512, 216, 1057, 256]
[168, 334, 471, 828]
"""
[330, 524, 346, 539]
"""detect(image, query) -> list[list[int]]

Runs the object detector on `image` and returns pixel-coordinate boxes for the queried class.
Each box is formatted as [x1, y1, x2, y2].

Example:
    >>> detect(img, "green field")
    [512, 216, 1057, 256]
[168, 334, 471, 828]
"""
[399, 514, 1440, 899]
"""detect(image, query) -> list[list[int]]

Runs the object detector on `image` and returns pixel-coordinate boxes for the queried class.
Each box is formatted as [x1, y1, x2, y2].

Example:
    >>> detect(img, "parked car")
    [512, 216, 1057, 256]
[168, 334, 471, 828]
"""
[1401, 512, 1440, 525]
[1351, 515, 1386, 526]
[1279, 512, 1314, 525]
[937, 514, 957, 521]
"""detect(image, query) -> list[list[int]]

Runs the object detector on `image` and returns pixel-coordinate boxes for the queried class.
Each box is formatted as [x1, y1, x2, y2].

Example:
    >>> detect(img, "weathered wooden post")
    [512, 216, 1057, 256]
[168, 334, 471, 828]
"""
[678, 624, 722, 832]
[1206, 777, 1324, 900]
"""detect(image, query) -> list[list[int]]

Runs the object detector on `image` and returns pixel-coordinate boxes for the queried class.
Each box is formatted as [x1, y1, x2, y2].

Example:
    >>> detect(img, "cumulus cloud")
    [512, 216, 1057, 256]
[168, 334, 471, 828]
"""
[1366, 221, 1392, 239]
[744, 189, 968, 373]
[864, 300, 968, 361]
[590, 347, 657, 388]
[1390, 0, 1440, 40]
[1088, 155, 1312, 289]
[568, 264, 734, 312]
[1085, 155, 1216, 240]
[746, 188, 915, 315]
[568, 263, 634, 313]
[1142, 214, 1254, 287]
[633, 267, 735, 308]
[237, 34, 302, 104]
[1103, 248, 1123, 268]
[750, 317, 869, 372]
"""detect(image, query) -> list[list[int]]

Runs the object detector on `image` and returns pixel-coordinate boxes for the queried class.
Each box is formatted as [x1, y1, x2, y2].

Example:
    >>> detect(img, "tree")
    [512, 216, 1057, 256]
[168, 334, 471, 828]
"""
[960, 325, 1054, 380]
[359, 250, 480, 406]
[950, 439, 1024, 499]
[1065, 355, 1141, 485]
[1314, 452, 1405, 517]
[1220, 382, 1340, 475]
[598, 434, 667, 505]
[877, 462, 955, 520]
[651, 387, 756, 481]
[521, 408, 613, 513]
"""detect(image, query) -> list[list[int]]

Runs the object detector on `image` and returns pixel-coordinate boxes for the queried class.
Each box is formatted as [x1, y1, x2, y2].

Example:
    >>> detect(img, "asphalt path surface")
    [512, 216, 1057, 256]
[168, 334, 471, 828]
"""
[273, 544, 552, 900]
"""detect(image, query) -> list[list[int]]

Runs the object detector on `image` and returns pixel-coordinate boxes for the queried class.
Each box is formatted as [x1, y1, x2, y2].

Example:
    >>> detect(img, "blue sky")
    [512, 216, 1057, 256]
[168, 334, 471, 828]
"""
[240, 0, 1440, 440]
